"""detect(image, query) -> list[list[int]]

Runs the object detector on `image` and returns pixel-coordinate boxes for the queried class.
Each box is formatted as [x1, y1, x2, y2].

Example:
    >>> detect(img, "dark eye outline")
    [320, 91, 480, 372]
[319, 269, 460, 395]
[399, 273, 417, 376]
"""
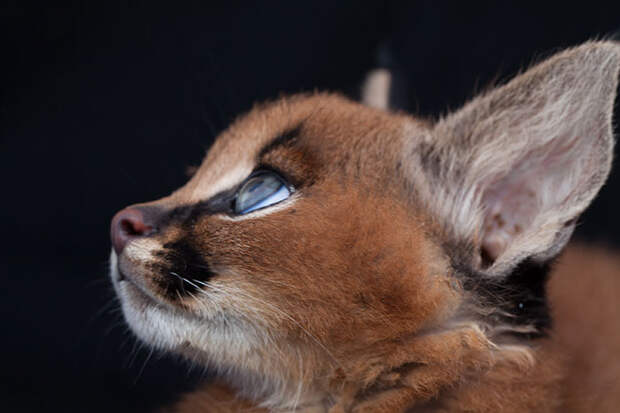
[232, 168, 294, 215]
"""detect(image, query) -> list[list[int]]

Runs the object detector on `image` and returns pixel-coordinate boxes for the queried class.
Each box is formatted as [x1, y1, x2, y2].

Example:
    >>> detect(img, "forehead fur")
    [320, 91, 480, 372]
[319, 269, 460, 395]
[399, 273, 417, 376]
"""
[173, 93, 425, 204]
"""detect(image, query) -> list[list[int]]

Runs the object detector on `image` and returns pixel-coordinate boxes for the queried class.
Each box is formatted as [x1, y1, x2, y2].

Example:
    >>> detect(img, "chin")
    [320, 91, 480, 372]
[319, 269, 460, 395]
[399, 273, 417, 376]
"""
[109, 250, 266, 369]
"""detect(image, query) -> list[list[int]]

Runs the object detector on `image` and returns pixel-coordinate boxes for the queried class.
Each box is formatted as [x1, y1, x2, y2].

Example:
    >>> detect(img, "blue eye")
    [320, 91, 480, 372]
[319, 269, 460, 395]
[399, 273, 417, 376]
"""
[234, 172, 291, 215]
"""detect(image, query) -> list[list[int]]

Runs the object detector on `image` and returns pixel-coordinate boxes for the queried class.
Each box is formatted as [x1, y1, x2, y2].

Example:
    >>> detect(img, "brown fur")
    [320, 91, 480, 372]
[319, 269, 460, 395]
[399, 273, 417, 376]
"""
[109, 42, 620, 412]
[168, 245, 620, 413]
[550, 245, 620, 412]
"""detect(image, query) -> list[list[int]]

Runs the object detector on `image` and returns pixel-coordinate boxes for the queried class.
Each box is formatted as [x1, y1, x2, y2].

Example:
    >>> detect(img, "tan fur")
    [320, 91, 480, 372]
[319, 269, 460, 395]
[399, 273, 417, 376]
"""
[110, 42, 620, 412]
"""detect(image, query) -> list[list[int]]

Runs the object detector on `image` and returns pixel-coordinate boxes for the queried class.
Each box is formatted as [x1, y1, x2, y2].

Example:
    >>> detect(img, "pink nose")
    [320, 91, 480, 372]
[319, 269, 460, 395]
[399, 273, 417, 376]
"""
[110, 208, 154, 254]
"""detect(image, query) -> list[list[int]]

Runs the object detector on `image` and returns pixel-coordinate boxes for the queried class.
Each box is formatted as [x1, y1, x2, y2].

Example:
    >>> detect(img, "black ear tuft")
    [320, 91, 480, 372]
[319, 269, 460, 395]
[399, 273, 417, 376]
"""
[457, 258, 554, 339]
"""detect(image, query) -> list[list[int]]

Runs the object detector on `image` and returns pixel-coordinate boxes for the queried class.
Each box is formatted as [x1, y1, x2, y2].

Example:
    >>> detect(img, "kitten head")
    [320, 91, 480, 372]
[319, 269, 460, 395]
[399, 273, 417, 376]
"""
[110, 42, 619, 407]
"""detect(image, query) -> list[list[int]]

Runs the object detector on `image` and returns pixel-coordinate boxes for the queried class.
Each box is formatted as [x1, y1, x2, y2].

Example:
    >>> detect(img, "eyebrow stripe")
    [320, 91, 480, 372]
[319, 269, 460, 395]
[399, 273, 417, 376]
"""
[258, 125, 302, 159]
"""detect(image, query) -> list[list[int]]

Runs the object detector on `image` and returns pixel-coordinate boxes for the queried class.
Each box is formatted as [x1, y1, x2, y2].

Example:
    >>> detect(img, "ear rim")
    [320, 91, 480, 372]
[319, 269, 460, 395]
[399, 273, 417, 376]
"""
[413, 41, 620, 276]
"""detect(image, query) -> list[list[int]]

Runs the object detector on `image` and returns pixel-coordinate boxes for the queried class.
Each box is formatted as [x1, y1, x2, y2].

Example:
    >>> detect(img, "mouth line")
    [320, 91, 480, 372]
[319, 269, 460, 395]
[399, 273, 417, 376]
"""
[117, 267, 163, 306]
[116, 268, 126, 282]
[117, 266, 197, 314]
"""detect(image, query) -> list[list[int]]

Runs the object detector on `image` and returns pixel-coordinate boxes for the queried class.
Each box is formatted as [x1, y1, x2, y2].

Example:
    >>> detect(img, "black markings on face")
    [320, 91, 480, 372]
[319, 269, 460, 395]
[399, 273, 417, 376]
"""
[160, 189, 238, 230]
[258, 125, 302, 160]
[151, 238, 216, 300]
[141, 126, 305, 300]
[146, 200, 228, 300]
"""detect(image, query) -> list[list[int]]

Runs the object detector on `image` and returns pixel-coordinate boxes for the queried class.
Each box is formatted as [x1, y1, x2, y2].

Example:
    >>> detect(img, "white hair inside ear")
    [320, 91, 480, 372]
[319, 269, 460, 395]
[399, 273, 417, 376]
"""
[361, 68, 392, 110]
[411, 41, 620, 275]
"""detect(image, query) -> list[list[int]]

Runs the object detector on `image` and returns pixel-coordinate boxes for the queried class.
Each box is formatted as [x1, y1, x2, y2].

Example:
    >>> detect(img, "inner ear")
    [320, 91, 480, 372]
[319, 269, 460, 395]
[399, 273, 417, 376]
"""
[479, 140, 582, 264]
[481, 184, 535, 266]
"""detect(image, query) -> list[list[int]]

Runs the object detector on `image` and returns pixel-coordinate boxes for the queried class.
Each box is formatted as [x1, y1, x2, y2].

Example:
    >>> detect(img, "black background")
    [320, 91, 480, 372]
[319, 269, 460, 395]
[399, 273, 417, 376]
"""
[2, 2, 620, 412]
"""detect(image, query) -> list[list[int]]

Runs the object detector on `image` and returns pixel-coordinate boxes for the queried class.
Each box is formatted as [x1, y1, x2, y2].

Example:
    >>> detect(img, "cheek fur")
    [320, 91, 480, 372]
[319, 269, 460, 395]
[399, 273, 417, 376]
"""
[191, 186, 455, 348]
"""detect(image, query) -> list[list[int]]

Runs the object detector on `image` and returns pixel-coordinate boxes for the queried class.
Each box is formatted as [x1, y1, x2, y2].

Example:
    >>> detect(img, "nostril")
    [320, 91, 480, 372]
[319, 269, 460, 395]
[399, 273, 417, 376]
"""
[120, 217, 151, 237]
[110, 207, 154, 255]
[121, 219, 138, 236]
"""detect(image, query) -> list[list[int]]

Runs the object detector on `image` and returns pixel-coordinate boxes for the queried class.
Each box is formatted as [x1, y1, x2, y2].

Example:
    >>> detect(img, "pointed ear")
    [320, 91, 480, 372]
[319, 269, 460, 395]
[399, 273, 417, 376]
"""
[361, 68, 392, 109]
[420, 42, 620, 275]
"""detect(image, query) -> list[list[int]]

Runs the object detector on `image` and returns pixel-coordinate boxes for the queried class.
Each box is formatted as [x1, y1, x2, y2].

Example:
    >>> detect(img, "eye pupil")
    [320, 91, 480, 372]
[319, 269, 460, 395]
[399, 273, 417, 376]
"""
[234, 172, 291, 215]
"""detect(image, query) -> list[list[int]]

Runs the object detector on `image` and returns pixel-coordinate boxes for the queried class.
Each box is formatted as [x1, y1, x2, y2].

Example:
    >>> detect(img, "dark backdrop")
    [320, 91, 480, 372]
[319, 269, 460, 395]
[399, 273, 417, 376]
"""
[2, 2, 620, 412]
